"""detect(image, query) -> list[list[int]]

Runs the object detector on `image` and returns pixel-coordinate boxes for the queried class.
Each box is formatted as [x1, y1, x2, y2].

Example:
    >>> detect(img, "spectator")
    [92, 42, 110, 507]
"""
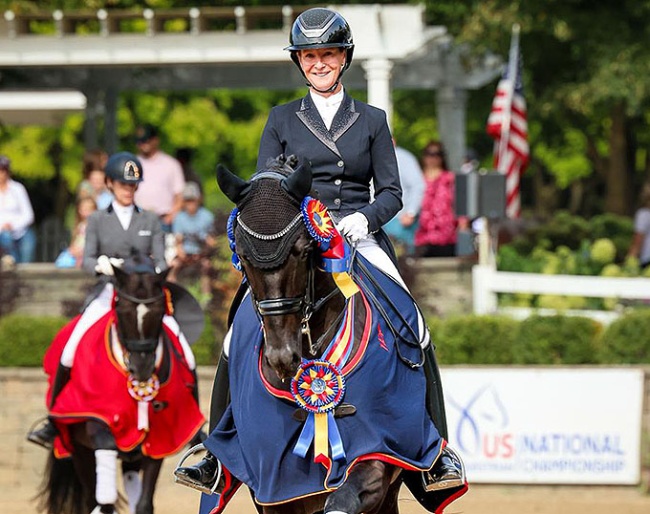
[383, 145, 425, 255]
[627, 182, 650, 268]
[77, 149, 112, 209]
[68, 197, 97, 267]
[0, 155, 36, 263]
[134, 124, 185, 232]
[169, 182, 215, 294]
[414, 141, 459, 257]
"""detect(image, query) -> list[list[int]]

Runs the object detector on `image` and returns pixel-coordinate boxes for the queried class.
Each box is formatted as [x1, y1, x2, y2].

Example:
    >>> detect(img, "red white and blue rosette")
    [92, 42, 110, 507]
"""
[291, 359, 347, 462]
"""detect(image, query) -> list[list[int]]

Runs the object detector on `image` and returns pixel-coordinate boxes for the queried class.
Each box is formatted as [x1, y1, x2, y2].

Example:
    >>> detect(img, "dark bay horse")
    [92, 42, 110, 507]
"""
[39, 260, 203, 514]
[206, 156, 450, 514]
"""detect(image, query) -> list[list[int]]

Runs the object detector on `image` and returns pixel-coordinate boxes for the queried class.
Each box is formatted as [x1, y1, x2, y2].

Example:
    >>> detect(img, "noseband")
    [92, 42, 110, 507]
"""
[114, 285, 165, 353]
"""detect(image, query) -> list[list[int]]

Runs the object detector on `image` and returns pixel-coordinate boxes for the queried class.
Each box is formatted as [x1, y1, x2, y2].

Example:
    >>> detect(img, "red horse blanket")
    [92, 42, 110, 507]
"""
[44, 312, 205, 459]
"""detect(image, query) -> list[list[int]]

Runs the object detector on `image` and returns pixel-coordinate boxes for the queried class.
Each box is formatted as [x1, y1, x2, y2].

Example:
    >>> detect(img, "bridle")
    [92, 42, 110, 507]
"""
[114, 284, 166, 354]
[236, 209, 340, 356]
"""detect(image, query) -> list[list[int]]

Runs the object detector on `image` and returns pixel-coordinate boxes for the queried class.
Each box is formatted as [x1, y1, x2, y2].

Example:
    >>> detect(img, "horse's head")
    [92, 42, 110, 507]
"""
[112, 256, 169, 381]
[218, 155, 316, 380]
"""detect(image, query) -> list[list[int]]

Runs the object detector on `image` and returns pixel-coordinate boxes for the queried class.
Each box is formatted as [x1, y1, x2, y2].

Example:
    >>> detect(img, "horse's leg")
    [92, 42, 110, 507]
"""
[87, 420, 119, 513]
[323, 461, 399, 514]
[135, 456, 163, 514]
[122, 457, 143, 514]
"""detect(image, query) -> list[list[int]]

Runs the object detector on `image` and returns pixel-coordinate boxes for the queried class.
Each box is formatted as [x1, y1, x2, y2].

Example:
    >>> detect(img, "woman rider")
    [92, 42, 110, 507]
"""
[175, 8, 464, 513]
[27, 151, 199, 449]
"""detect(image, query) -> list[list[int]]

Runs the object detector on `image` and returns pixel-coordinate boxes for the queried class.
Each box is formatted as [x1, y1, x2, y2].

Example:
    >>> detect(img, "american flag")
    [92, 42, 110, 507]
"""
[486, 25, 529, 219]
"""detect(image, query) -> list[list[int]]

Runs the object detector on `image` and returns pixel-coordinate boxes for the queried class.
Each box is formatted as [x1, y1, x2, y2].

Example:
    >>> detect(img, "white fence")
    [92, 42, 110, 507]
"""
[472, 264, 650, 322]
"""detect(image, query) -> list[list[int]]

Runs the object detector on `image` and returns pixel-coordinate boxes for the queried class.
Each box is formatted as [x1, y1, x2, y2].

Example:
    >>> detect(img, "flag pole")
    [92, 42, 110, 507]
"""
[496, 23, 521, 173]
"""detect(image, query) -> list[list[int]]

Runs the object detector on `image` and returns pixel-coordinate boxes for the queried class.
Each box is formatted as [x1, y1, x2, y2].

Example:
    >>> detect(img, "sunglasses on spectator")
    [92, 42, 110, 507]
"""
[425, 150, 443, 157]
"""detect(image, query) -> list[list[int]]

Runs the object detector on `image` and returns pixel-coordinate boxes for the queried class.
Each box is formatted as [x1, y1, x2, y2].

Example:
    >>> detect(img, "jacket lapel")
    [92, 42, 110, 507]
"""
[330, 95, 360, 143]
[296, 95, 341, 158]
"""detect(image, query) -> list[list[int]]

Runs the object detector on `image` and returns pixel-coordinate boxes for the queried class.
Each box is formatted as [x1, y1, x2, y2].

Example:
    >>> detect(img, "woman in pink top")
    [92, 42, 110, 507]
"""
[414, 141, 458, 257]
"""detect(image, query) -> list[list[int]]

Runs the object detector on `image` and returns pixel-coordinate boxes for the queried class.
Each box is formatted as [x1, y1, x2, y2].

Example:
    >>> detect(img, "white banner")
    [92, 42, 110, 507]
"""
[441, 368, 644, 484]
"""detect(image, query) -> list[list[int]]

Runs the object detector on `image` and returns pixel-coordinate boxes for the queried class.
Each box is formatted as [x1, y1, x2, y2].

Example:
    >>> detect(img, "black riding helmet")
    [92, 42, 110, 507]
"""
[285, 8, 354, 92]
[104, 151, 144, 184]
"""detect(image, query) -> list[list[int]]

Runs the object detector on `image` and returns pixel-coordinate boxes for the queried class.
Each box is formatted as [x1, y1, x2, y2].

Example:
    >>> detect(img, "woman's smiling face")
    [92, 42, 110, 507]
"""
[297, 47, 346, 95]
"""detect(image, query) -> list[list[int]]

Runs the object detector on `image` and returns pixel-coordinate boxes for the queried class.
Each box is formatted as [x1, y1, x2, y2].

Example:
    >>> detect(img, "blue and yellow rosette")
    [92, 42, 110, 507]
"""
[291, 359, 346, 464]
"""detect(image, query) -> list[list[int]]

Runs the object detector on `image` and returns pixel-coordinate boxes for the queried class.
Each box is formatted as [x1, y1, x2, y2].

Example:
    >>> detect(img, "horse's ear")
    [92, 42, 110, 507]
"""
[216, 164, 250, 204]
[281, 159, 312, 201]
[157, 266, 171, 282]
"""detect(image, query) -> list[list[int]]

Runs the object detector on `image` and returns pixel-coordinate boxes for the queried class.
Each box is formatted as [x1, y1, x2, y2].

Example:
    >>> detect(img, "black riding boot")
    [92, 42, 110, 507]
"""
[175, 352, 239, 498]
[402, 343, 466, 512]
[27, 363, 71, 449]
[187, 369, 208, 447]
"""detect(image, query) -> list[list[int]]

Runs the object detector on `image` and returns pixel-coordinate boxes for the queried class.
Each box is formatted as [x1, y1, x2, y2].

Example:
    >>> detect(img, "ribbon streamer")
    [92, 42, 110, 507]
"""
[137, 400, 149, 431]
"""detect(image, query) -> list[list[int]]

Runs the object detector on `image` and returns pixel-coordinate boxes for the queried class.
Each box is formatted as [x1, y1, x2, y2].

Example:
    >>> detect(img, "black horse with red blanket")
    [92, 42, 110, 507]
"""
[38, 259, 204, 514]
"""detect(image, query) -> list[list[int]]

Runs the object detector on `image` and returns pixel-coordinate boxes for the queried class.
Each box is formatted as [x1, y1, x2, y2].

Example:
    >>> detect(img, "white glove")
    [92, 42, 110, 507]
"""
[94, 255, 124, 276]
[337, 212, 369, 242]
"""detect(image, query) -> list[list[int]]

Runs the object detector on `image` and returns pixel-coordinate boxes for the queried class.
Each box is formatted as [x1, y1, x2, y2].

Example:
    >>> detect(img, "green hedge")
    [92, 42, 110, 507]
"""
[0, 313, 220, 367]
[3, 310, 650, 367]
[0, 314, 68, 367]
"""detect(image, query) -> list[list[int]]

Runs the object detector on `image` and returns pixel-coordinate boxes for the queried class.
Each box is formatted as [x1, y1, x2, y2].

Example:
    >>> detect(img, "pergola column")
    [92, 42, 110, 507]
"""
[103, 86, 119, 154]
[436, 84, 468, 172]
[82, 88, 101, 150]
[362, 58, 394, 130]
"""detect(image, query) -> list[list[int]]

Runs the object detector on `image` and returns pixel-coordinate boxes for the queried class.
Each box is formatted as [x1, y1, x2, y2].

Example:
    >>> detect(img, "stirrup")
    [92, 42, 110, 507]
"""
[422, 446, 467, 492]
[173, 444, 223, 495]
[26, 417, 56, 450]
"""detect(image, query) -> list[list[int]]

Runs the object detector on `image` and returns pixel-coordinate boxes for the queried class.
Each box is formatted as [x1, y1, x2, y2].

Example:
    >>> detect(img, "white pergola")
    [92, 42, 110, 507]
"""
[0, 4, 501, 170]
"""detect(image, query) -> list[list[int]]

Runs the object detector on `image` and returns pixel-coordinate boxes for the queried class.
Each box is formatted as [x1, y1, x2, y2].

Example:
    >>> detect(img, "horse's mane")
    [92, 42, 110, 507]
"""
[257, 154, 300, 179]
[120, 253, 158, 274]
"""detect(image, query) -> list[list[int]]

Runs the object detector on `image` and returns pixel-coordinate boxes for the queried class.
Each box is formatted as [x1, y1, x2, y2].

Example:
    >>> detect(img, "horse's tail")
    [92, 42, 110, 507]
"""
[36, 452, 88, 514]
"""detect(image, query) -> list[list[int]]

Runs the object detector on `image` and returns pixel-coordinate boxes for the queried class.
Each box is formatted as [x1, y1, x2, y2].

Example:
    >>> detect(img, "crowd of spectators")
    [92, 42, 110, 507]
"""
[1, 133, 481, 273]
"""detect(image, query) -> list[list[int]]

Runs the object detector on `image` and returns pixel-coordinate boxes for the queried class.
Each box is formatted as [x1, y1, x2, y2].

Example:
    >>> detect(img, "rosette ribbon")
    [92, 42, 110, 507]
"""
[291, 360, 346, 463]
[301, 197, 359, 298]
[127, 374, 160, 431]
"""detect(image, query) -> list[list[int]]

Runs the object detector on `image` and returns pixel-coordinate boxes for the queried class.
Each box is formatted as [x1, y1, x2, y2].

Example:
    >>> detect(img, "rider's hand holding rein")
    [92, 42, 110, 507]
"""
[95, 255, 125, 276]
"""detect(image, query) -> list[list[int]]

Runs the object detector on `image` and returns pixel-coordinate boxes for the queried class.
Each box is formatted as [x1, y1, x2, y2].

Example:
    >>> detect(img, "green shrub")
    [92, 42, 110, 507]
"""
[0, 314, 68, 367]
[192, 315, 219, 366]
[599, 309, 650, 364]
[513, 315, 603, 364]
[431, 315, 518, 365]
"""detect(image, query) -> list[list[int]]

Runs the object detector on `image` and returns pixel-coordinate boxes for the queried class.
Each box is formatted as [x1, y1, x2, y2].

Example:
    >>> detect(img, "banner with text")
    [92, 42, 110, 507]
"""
[442, 368, 644, 484]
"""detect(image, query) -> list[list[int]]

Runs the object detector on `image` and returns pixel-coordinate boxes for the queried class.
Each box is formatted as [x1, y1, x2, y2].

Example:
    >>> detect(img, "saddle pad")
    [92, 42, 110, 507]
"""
[45, 312, 205, 459]
[203, 256, 442, 505]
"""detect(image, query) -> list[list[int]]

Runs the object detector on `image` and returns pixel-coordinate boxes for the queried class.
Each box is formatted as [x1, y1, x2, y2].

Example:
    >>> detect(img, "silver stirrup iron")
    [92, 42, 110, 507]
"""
[173, 444, 223, 495]
[422, 447, 466, 492]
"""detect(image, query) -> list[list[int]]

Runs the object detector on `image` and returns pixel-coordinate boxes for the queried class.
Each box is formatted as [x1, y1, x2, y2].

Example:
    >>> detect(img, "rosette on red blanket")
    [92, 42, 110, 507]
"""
[43, 312, 205, 459]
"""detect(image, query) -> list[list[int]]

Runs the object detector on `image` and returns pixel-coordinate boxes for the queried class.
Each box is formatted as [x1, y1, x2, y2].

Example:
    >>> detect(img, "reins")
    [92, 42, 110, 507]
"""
[347, 243, 427, 369]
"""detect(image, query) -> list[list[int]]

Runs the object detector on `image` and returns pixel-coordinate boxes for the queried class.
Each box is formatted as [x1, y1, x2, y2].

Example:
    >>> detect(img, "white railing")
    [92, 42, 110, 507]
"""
[472, 264, 650, 322]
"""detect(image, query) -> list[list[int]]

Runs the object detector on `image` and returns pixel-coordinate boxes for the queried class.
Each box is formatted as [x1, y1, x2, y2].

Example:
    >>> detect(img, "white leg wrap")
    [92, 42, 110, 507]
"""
[123, 470, 142, 514]
[325, 511, 349, 514]
[95, 449, 118, 505]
